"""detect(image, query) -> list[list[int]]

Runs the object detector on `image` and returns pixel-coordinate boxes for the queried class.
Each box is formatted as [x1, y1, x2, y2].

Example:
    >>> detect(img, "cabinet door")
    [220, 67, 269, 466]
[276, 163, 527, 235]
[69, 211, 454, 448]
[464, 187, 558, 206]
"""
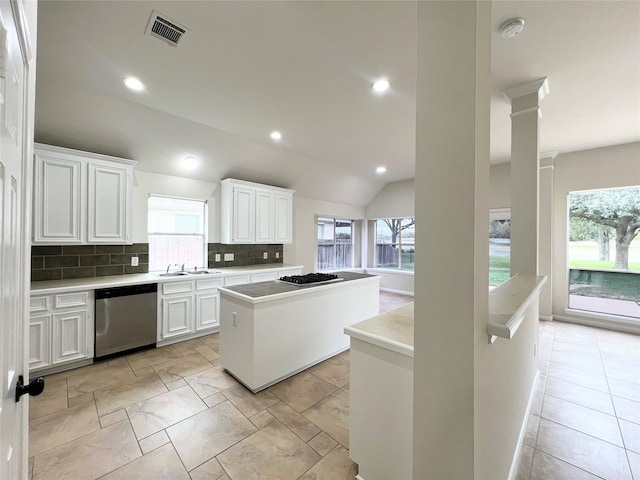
[33, 155, 84, 243]
[255, 190, 274, 243]
[52, 310, 88, 364]
[233, 186, 255, 243]
[274, 192, 293, 244]
[88, 162, 131, 243]
[161, 295, 193, 339]
[195, 291, 219, 331]
[29, 314, 51, 370]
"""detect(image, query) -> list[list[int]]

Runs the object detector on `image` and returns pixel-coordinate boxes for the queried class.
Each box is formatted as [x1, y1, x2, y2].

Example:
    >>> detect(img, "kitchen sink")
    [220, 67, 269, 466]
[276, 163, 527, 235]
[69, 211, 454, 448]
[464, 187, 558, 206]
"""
[157, 272, 189, 277]
[188, 270, 221, 275]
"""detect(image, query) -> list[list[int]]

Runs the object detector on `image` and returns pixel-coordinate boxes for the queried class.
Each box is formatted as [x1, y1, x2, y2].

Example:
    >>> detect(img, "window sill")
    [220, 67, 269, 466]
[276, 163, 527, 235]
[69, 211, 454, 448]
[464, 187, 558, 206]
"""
[365, 268, 414, 276]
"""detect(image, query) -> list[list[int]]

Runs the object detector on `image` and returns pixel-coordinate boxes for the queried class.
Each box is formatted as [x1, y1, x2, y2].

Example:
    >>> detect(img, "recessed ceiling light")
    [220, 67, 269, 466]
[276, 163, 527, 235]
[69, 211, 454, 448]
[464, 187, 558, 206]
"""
[500, 18, 525, 38]
[183, 156, 198, 170]
[376, 166, 387, 174]
[270, 131, 282, 141]
[123, 76, 145, 91]
[372, 78, 391, 94]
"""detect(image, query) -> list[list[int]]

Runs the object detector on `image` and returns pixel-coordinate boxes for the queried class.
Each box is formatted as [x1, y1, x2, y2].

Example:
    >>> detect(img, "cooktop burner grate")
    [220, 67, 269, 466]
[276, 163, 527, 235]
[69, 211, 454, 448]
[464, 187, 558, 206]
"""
[278, 273, 340, 285]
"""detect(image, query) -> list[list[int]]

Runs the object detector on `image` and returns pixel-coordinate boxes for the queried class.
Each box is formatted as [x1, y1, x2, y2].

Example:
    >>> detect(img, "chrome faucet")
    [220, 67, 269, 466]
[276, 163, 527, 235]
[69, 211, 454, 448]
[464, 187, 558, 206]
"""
[166, 264, 172, 273]
[180, 263, 185, 272]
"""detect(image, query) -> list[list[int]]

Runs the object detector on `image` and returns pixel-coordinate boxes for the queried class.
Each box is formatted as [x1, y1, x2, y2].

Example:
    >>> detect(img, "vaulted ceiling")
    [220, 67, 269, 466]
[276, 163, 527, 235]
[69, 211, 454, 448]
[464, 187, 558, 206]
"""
[34, 1, 639, 206]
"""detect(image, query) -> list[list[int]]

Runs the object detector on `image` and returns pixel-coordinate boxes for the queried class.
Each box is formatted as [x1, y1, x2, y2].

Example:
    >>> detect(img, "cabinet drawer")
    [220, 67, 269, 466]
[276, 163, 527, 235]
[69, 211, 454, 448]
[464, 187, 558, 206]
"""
[196, 278, 223, 291]
[224, 275, 251, 287]
[55, 292, 89, 309]
[162, 280, 194, 295]
[30, 296, 49, 312]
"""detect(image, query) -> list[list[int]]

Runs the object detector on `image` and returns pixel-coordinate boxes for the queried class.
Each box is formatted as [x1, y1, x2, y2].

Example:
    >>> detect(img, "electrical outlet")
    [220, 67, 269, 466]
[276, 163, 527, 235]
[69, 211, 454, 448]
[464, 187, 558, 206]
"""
[131, 256, 139, 266]
[263, 252, 268, 259]
[215, 253, 221, 262]
[224, 253, 234, 261]
[276, 252, 280, 259]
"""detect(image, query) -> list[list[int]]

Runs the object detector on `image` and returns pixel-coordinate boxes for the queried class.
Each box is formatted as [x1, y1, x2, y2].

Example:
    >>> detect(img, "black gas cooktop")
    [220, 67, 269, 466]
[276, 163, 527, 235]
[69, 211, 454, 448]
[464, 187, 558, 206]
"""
[278, 273, 341, 285]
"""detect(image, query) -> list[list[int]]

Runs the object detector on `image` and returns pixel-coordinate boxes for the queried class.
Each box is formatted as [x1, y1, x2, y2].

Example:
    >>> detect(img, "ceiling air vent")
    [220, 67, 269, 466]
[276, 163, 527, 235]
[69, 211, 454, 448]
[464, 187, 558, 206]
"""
[145, 11, 188, 47]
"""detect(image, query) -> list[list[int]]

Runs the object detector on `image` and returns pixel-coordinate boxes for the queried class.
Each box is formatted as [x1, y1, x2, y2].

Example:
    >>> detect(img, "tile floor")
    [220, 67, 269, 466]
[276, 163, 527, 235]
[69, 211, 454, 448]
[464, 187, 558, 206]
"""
[28, 292, 639, 480]
[517, 320, 640, 480]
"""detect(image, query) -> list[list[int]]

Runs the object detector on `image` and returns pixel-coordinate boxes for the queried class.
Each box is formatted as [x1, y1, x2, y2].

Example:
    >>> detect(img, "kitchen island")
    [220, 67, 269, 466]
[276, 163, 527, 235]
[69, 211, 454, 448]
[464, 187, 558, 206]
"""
[219, 271, 379, 392]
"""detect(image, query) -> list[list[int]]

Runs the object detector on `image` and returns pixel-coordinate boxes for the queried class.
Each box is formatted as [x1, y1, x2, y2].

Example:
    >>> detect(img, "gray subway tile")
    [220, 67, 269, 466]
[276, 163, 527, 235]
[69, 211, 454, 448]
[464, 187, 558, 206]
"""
[96, 265, 124, 277]
[125, 243, 149, 254]
[110, 254, 133, 265]
[45, 255, 79, 268]
[31, 256, 44, 269]
[31, 245, 62, 256]
[79, 254, 111, 267]
[124, 264, 150, 274]
[62, 267, 96, 279]
[31, 269, 62, 282]
[63, 245, 96, 255]
[95, 245, 124, 254]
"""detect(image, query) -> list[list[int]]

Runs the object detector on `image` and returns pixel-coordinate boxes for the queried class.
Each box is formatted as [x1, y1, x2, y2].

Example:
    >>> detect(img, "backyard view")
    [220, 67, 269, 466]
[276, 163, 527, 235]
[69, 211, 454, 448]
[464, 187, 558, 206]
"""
[489, 219, 511, 286]
[568, 186, 640, 319]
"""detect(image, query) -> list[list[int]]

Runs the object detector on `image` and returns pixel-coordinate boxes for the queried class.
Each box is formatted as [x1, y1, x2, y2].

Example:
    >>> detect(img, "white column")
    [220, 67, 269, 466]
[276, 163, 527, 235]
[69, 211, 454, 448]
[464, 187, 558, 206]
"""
[503, 78, 549, 276]
[539, 151, 557, 320]
[413, 2, 491, 478]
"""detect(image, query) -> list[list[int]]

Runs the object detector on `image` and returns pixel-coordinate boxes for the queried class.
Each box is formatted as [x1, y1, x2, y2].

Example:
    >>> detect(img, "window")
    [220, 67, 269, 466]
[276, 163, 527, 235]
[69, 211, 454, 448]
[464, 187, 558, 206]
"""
[375, 218, 415, 270]
[568, 186, 639, 318]
[489, 209, 511, 287]
[317, 217, 353, 270]
[148, 195, 207, 272]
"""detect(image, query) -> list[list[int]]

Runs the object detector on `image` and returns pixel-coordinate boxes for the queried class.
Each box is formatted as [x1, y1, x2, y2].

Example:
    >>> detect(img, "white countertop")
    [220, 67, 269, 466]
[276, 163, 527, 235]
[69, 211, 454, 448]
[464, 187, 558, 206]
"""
[31, 264, 303, 295]
[345, 303, 414, 358]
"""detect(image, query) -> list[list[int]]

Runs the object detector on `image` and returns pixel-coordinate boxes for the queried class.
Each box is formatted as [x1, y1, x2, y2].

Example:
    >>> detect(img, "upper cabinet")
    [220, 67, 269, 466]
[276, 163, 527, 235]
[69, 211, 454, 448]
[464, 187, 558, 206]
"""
[33, 144, 136, 245]
[220, 178, 294, 244]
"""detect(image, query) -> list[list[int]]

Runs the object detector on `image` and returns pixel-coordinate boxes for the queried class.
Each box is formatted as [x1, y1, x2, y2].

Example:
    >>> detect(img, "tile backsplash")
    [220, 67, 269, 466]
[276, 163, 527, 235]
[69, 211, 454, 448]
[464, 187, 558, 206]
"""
[31, 243, 284, 281]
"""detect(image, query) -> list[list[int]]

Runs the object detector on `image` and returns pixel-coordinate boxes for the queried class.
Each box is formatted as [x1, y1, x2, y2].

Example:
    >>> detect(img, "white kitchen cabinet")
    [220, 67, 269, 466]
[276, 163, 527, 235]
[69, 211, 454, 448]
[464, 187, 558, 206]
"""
[220, 178, 294, 244]
[29, 291, 94, 373]
[33, 144, 136, 245]
[158, 277, 222, 345]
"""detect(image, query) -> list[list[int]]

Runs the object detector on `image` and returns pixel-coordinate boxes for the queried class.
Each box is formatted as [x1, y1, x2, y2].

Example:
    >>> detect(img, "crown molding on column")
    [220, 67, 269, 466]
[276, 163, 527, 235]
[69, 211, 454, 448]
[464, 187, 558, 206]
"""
[503, 77, 549, 104]
[540, 151, 558, 169]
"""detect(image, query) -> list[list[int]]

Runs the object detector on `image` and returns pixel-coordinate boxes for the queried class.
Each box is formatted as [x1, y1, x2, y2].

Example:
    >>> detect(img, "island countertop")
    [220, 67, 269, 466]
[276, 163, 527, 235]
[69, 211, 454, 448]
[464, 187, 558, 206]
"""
[345, 302, 414, 358]
[218, 271, 379, 304]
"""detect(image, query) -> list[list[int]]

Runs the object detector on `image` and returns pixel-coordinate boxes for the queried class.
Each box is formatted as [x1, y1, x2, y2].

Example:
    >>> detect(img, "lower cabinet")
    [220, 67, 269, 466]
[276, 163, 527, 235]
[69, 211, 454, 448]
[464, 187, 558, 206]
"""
[159, 278, 221, 344]
[29, 291, 94, 372]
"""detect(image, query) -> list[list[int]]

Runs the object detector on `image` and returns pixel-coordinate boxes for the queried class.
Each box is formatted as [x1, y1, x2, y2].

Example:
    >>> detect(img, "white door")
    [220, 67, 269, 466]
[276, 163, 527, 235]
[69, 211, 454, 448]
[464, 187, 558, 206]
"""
[162, 295, 193, 339]
[1, 1, 34, 478]
[195, 292, 219, 331]
[274, 193, 292, 244]
[87, 162, 129, 243]
[232, 186, 254, 243]
[254, 190, 274, 243]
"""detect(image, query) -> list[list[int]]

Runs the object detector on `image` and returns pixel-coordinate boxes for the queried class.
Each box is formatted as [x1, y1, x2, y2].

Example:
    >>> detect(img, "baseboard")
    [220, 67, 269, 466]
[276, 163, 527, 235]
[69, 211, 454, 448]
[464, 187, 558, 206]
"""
[379, 287, 414, 296]
[539, 314, 553, 322]
[508, 369, 540, 480]
[554, 313, 640, 335]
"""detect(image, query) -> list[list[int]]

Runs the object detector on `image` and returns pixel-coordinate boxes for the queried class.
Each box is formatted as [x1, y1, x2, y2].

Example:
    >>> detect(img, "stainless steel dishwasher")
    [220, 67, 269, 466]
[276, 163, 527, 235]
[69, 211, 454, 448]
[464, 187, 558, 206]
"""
[95, 283, 157, 358]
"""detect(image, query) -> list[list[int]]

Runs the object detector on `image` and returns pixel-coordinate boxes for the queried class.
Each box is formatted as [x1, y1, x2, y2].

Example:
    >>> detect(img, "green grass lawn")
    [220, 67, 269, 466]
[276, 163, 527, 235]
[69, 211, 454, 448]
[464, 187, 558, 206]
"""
[569, 259, 640, 271]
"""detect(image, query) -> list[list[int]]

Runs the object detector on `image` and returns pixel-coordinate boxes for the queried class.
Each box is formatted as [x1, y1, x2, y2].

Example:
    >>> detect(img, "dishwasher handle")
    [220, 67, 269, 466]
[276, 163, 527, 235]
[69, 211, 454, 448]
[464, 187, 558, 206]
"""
[95, 283, 157, 299]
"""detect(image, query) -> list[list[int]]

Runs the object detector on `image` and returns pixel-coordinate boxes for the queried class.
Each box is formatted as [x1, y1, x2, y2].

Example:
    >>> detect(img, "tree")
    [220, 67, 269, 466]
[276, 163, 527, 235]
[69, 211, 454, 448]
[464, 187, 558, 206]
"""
[569, 188, 640, 270]
[383, 218, 415, 244]
[569, 216, 613, 261]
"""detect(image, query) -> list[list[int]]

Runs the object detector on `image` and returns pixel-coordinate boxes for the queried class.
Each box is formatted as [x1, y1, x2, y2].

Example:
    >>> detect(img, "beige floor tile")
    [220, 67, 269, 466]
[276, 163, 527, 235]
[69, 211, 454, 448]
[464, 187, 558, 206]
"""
[197, 333, 220, 351]
[269, 371, 337, 413]
[516, 445, 534, 480]
[68, 391, 94, 407]
[166, 401, 256, 471]
[29, 401, 100, 457]
[28, 456, 34, 480]
[204, 392, 227, 408]
[298, 445, 356, 480]
[620, 418, 640, 453]
[32, 420, 141, 480]
[189, 457, 226, 480]
[549, 350, 606, 376]
[195, 344, 220, 362]
[308, 432, 338, 456]
[217, 421, 320, 480]
[222, 384, 280, 417]
[94, 371, 168, 416]
[536, 418, 632, 480]
[529, 448, 602, 480]
[541, 395, 623, 446]
[608, 377, 640, 403]
[604, 361, 640, 385]
[99, 409, 128, 428]
[139, 430, 170, 454]
[544, 376, 615, 415]
[524, 413, 540, 447]
[629, 451, 640, 480]
[29, 382, 68, 420]
[308, 356, 350, 388]
[165, 377, 187, 390]
[107, 356, 130, 369]
[67, 364, 137, 398]
[302, 388, 350, 447]
[547, 362, 609, 393]
[185, 366, 239, 398]
[153, 352, 213, 384]
[250, 409, 276, 429]
[126, 345, 183, 374]
[127, 385, 207, 439]
[42, 373, 68, 389]
[268, 402, 321, 442]
[100, 443, 189, 480]
[612, 395, 640, 424]
[173, 337, 206, 355]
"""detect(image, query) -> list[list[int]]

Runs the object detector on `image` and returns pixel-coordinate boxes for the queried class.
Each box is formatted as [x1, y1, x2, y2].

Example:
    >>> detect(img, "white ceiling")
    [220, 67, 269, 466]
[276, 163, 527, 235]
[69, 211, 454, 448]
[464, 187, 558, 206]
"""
[33, 1, 640, 206]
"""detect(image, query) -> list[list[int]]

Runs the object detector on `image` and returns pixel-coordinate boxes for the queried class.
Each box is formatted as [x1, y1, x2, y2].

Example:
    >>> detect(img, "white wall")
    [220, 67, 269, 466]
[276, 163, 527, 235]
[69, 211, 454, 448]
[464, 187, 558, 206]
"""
[131, 170, 220, 243]
[490, 162, 511, 209]
[365, 179, 416, 294]
[284, 196, 365, 273]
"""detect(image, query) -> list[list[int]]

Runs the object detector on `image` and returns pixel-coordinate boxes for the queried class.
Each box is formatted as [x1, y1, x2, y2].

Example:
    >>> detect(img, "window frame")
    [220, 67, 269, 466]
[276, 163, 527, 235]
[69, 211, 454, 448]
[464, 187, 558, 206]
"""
[316, 216, 354, 271]
[373, 217, 415, 271]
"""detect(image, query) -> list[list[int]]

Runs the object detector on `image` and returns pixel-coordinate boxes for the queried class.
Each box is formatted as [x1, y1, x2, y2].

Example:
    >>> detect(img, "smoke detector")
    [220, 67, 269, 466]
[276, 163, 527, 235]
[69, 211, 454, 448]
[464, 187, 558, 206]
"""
[500, 18, 525, 39]
[145, 11, 188, 47]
